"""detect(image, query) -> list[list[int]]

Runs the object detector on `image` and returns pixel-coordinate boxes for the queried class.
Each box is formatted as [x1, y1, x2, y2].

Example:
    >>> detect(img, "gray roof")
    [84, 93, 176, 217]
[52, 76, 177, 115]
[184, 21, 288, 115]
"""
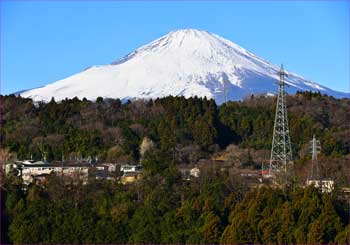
[21, 162, 91, 168]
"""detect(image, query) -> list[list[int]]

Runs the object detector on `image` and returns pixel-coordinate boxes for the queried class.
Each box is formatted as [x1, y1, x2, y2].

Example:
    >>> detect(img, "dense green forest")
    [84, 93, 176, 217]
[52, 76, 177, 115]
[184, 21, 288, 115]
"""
[1, 91, 349, 162]
[2, 166, 350, 244]
[1, 92, 350, 244]
[1, 92, 349, 183]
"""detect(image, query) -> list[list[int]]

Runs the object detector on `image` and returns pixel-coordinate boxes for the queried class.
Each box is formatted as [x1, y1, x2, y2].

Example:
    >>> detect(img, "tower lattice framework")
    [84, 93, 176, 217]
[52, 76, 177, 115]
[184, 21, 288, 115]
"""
[309, 134, 321, 179]
[269, 64, 294, 180]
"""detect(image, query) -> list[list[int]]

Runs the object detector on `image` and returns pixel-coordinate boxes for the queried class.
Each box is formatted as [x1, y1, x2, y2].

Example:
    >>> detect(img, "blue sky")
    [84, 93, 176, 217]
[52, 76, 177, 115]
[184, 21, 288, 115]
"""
[1, 0, 349, 94]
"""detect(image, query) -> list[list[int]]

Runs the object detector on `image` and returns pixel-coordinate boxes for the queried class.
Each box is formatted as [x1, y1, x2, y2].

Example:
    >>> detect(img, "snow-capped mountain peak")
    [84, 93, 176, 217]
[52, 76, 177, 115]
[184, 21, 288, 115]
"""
[20, 28, 348, 103]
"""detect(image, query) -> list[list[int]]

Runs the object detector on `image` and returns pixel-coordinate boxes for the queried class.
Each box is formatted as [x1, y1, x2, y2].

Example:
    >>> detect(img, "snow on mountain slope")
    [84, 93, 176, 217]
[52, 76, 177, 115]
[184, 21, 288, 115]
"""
[21, 29, 349, 104]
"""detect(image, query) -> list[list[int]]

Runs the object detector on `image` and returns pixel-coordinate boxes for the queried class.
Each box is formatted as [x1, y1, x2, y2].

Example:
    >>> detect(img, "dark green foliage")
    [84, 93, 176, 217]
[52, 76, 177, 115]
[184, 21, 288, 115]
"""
[221, 186, 348, 244]
[335, 224, 350, 244]
[219, 94, 349, 156]
[2, 171, 349, 244]
[142, 149, 172, 174]
[1, 92, 349, 244]
[296, 90, 322, 100]
[1, 95, 222, 162]
[1, 92, 349, 162]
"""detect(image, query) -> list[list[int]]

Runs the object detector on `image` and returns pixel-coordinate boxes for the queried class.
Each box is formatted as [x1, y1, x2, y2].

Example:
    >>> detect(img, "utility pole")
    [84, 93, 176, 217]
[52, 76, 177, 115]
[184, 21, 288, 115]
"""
[269, 64, 294, 185]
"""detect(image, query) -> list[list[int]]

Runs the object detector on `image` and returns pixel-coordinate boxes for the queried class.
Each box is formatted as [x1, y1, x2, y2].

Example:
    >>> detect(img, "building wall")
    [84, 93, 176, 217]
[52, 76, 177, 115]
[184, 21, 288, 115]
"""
[21, 166, 89, 184]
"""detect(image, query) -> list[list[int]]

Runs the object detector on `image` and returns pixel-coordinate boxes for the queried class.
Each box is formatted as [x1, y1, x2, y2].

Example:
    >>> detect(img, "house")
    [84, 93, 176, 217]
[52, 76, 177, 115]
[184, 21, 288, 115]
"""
[18, 161, 90, 185]
[306, 179, 334, 193]
[95, 163, 117, 172]
[120, 164, 142, 174]
[120, 164, 142, 184]
[93, 163, 118, 181]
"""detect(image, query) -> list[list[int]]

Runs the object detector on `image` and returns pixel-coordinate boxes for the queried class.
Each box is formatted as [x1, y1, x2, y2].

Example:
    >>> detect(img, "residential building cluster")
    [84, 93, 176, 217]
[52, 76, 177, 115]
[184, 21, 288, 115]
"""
[3, 159, 143, 185]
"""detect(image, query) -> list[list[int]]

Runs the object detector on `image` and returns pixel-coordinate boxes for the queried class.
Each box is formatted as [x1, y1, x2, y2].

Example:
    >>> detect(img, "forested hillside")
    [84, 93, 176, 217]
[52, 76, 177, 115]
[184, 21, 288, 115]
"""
[1, 92, 350, 244]
[2, 169, 350, 244]
[1, 92, 349, 182]
[1, 91, 349, 161]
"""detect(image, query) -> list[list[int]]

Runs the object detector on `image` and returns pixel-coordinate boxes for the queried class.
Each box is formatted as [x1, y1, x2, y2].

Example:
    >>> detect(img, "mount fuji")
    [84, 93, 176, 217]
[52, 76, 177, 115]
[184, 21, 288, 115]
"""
[20, 29, 349, 104]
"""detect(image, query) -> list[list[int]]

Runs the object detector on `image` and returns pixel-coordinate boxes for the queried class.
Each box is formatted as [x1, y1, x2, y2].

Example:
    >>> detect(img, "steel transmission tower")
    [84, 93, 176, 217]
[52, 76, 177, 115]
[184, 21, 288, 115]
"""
[269, 64, 294, 182]
[223, 79, 227, 105]
[309, 134, 321, 179]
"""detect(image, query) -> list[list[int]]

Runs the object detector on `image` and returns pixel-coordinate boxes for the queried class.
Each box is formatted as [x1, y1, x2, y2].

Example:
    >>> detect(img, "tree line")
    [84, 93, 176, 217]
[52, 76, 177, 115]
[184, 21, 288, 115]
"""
[1, 91, 349, 164]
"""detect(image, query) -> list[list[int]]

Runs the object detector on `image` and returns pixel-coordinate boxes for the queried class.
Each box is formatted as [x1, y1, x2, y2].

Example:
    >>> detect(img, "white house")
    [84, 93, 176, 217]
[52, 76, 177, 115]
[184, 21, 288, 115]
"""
[120, 164, 142, 184]
[120, 164, 142, 175]
[307, 179, 335, 193]
[19, 162, 90, 184]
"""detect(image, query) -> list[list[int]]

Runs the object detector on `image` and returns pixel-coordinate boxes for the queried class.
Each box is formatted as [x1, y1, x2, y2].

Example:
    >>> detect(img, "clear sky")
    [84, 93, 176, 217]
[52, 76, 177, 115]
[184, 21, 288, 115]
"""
[1, 0, 349, 94]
